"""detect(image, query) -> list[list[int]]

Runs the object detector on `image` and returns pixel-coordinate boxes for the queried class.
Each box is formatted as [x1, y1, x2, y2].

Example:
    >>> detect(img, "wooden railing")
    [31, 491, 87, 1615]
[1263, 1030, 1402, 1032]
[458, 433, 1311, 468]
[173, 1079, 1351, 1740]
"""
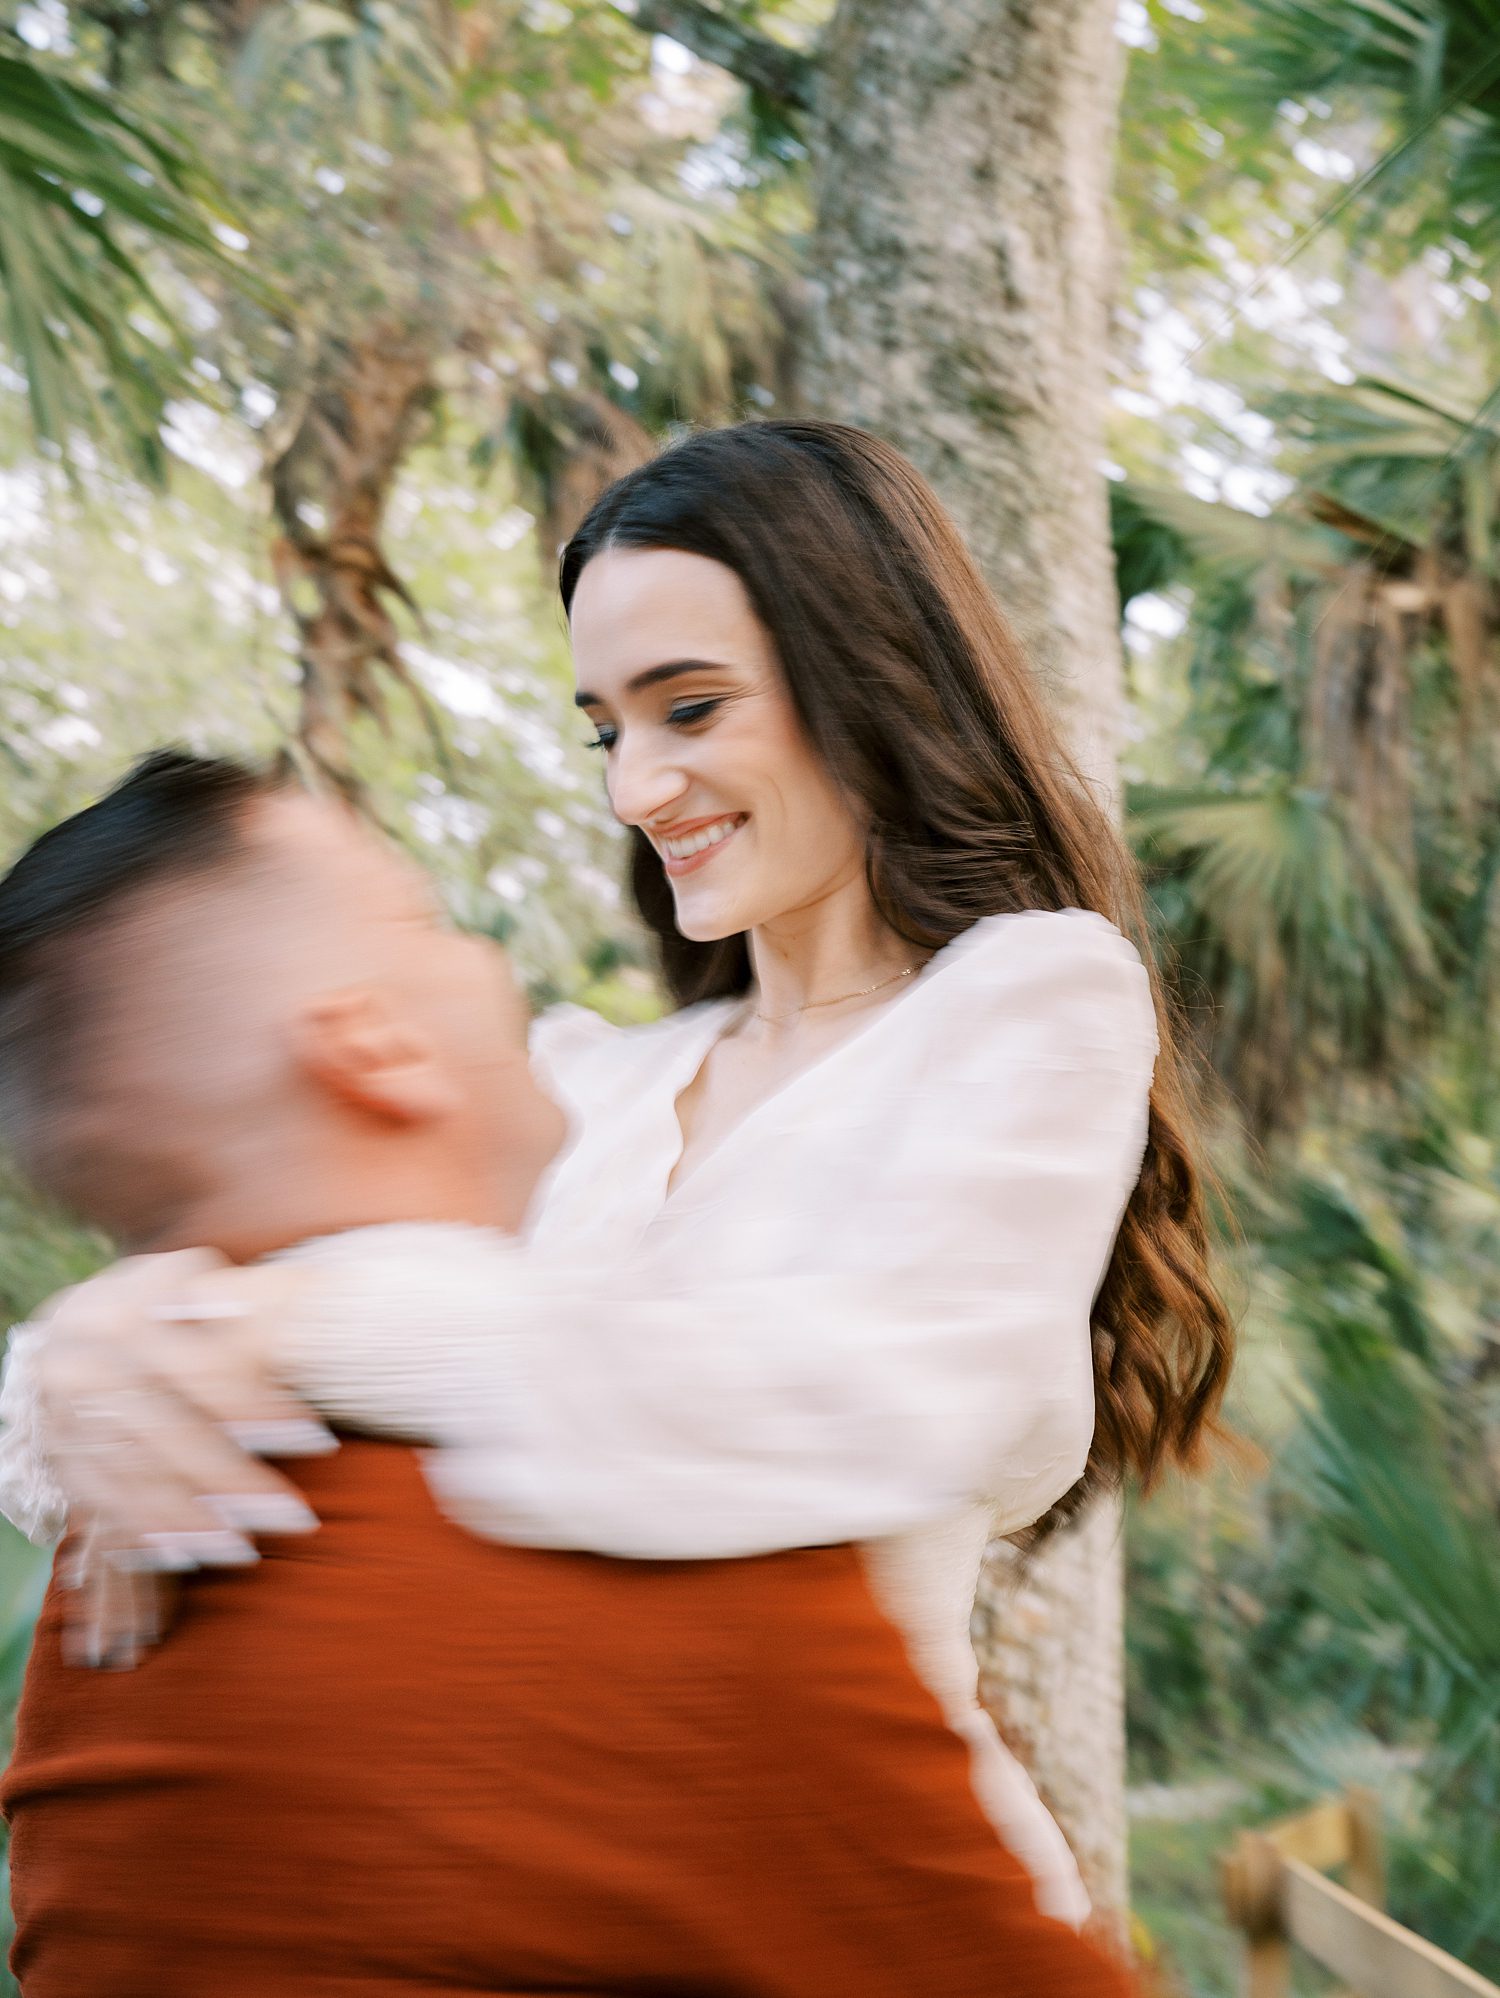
[1220, 1787, 1499, 1998]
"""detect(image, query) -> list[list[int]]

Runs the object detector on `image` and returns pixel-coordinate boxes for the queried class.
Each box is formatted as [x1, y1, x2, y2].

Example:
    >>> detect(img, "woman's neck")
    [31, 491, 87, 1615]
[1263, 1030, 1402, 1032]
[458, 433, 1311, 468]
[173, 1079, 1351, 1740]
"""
[746, 877, 921, 1029]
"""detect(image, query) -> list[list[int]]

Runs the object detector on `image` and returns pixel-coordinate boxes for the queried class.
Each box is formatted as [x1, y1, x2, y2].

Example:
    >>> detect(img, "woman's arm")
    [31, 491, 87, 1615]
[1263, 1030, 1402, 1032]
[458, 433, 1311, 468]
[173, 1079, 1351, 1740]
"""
[0, 1252, 328, 1556]
[5, 913, 1155, 1562]
[277, 913, 1156, 1555]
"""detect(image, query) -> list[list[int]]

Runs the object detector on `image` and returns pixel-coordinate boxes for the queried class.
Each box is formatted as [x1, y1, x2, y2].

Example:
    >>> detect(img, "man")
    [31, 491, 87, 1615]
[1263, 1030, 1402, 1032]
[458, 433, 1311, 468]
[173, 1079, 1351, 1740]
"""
[0, 752, 1133, 1996]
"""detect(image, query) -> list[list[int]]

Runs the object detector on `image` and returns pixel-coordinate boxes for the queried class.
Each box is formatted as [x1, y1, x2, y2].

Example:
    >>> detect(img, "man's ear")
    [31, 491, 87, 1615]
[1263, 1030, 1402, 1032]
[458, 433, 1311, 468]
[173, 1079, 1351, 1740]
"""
[292, 989, 459, 1125]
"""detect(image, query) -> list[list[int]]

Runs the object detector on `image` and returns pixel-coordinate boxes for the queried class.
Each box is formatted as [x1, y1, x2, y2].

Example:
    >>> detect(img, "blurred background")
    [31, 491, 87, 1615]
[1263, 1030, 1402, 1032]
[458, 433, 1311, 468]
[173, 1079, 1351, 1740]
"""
[1, 1, 1499, 1991]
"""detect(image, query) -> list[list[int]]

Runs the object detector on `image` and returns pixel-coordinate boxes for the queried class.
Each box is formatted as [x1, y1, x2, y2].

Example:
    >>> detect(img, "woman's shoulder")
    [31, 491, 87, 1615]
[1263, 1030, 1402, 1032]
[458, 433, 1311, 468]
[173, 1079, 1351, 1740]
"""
[924, 909, 1158, 1068]
[942, 907, 1158, 991]
[941, 905, 1143, 975]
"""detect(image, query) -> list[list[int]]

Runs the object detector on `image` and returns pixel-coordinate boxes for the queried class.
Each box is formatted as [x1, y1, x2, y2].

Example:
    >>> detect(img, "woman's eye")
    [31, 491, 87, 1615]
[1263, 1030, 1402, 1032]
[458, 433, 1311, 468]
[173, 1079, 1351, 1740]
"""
[584, 700, 717, 751]
[667, 698, 721, 728]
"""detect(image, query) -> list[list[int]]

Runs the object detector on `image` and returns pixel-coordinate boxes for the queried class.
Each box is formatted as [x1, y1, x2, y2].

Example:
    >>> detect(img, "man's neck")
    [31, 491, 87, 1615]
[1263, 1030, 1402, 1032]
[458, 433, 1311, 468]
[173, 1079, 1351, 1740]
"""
[153, 1166, 519, 1265]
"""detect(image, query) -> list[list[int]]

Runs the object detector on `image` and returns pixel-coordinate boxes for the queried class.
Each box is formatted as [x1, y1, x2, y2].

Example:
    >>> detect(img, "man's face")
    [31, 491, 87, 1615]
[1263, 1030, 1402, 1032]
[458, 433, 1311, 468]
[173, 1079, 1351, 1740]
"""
[62, 791, 569, 1249]
[246, 793, 568, 1197]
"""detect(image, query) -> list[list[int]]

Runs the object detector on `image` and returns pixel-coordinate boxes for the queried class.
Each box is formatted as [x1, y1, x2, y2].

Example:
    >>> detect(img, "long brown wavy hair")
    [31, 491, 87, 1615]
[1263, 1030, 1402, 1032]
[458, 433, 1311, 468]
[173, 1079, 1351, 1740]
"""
[560, 419, 1233, 1512]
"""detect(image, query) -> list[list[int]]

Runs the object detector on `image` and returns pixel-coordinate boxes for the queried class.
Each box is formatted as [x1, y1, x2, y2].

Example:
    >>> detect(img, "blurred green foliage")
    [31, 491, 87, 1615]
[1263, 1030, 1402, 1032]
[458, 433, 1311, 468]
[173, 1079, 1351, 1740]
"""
[1113, 1, 1500, 1983]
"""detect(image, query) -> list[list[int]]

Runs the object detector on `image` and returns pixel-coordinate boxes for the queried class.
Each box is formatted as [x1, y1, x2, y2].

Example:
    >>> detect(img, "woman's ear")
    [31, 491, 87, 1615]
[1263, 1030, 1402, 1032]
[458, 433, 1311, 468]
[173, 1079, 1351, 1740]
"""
[292, 988, 460, 1125]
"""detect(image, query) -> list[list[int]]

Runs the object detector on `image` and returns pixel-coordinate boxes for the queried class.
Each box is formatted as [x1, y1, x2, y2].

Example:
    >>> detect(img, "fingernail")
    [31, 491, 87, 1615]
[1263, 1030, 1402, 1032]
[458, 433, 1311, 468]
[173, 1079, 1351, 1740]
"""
[107, 1543, 200, 1575]
[206, 1493, 318, 1535]
[144, 1530, 258, 1569]
[150, 1300, 251, 1323]
[66, 1630, 105, 1668]
[222, 1419, 339, 1459]
[102, 1641, 142, 1672]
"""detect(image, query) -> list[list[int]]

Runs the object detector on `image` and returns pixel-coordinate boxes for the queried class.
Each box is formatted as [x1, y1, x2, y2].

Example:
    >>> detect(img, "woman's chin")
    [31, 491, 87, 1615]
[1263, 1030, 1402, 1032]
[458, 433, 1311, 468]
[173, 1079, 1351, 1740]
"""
[670, 889, 749, 945]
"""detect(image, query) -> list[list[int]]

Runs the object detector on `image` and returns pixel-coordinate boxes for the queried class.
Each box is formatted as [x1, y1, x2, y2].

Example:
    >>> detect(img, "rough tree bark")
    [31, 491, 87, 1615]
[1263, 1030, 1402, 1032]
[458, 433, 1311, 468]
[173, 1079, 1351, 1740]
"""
[971, 1504, 1128, 1928]
[808, 0, 1131, 1925]
[633, 0, 1133, 1925]
[803, 0, 1132, 1926]
[806, 0, 1127, 800]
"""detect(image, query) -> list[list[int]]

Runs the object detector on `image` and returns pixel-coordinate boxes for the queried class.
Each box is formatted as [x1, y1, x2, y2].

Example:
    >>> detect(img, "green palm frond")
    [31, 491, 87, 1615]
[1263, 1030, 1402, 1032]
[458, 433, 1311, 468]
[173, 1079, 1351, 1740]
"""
[1313, 1371, 1500, 1687]
[1199, 0, 1500, 253]
[0, 45, 253, 468]
[1251, 1128, 1500, 1968]
[1450, 112, 1500, 253]
[1111, 482, 1194, 611]
[1274, 377, 1491, 460]
[1134, 783, 1439, 1124]
[1117, 481, 1346, 597]
[1223, 1, 1500, 122]
[1268, 375, 1500, 561]
[1299, 1322, 1500, 1965]
[1122, 380, 1500, 583]
[1260, 1171, 1435, 1361]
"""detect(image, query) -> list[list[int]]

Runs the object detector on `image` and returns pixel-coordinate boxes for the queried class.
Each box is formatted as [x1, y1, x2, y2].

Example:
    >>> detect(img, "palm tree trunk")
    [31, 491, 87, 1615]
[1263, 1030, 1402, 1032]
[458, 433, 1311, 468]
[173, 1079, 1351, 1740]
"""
[803, 0, 1132, 1927]
[805, 0, 1127, 794]
[267, 334, 436, 798]
[973, 1507, 1128, 1927]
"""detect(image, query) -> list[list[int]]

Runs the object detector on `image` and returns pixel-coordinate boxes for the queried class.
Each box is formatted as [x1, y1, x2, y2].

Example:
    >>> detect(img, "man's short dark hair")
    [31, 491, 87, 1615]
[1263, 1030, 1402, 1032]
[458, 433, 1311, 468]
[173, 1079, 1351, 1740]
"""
[0, 750, 273, 1201]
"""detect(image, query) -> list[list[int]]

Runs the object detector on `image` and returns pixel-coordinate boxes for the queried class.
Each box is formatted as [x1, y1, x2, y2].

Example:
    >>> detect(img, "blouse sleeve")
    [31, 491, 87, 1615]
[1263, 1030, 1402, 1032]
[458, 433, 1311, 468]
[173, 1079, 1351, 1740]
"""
[277, 912, 1158, 1558]
[0, 1324, 69, 1545]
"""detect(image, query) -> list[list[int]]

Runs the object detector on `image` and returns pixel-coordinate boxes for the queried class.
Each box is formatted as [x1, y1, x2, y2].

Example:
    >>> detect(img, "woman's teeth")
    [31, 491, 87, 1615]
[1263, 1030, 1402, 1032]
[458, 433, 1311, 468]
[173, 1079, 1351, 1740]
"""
[663, 818, 740, 860]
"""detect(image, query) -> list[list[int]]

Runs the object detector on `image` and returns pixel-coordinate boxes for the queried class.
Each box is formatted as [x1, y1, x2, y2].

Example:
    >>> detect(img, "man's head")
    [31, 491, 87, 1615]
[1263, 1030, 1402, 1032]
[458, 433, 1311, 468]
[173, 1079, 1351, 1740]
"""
[0, 752, 566, 1257]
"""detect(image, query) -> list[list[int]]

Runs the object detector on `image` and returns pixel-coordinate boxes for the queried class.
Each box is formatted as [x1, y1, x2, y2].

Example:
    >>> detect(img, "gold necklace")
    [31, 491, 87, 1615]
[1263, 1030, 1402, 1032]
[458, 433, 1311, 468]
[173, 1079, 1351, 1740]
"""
[753, 963, 921, 1026]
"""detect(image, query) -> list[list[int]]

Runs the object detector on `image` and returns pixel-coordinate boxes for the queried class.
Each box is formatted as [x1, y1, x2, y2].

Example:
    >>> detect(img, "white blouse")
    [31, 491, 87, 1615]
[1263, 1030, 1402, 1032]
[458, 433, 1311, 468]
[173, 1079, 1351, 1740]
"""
[0, 906, 1158, 1925]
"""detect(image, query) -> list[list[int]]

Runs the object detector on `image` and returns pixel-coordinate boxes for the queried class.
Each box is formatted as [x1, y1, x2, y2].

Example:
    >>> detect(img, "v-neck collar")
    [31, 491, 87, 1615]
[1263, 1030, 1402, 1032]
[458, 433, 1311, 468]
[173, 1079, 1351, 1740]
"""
[537, 911, 1039, 1251]
[652, 928, 977, 1214]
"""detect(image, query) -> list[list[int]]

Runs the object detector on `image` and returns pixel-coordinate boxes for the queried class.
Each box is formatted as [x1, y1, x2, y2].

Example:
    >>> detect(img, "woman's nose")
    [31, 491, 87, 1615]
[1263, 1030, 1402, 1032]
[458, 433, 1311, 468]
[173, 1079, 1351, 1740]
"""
[606, 735, 689, 828]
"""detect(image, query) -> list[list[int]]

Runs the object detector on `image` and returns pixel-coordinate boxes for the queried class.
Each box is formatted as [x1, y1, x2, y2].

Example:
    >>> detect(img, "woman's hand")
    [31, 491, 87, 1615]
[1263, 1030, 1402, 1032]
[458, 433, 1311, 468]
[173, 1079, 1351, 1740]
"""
[25, 1249, 334, 1661]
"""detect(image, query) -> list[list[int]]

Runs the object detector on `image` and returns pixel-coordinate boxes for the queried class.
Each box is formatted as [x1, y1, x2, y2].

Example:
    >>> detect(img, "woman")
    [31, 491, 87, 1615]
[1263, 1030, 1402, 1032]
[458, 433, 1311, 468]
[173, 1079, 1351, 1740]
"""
[0, 420, 1232, 1923]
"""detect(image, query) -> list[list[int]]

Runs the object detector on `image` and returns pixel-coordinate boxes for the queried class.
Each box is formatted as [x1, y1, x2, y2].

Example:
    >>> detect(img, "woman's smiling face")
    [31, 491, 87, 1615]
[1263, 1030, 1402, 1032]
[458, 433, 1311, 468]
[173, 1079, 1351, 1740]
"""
[569, 547, 868, 942]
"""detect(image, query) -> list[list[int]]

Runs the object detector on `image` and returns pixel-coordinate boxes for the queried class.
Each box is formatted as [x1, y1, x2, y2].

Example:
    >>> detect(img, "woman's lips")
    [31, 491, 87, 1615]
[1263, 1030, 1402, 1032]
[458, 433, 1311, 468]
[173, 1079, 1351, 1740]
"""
[661, 815, 745, 878]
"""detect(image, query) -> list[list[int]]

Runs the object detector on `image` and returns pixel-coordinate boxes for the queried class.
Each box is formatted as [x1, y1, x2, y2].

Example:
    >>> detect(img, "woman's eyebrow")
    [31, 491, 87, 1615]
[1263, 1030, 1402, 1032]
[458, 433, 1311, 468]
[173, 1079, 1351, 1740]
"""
[573, 659, 731, 707]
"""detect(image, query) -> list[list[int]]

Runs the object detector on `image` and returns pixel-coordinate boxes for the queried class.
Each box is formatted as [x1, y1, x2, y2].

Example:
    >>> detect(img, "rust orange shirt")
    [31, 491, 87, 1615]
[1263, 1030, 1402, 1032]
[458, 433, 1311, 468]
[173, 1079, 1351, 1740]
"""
[4, 1439, 1134, 1998]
